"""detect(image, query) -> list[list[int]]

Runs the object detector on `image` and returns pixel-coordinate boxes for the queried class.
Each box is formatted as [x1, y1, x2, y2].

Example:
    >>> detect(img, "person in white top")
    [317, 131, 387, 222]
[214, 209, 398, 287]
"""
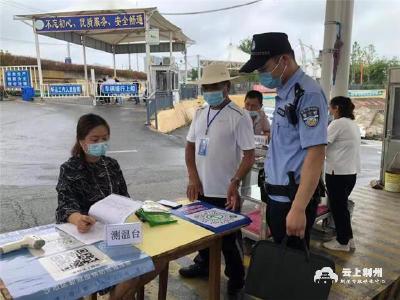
[179, 64, 255, 295]
[323, 96, 361, 252]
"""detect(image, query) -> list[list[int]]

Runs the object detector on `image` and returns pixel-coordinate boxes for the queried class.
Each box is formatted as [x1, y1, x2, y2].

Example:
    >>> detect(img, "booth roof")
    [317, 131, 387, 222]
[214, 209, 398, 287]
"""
[14, 8, 194, 54]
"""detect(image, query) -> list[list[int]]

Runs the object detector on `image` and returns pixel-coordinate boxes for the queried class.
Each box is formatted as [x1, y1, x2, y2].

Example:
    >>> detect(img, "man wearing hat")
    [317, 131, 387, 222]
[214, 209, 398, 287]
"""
[240, 33, 328, 249]
[179, 63, 255, 295]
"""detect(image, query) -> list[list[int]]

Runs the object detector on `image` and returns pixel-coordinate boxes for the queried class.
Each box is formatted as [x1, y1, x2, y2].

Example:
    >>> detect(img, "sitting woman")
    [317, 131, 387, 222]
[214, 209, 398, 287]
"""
[56, 113, 129, 231]
[56, 113, 163, 299]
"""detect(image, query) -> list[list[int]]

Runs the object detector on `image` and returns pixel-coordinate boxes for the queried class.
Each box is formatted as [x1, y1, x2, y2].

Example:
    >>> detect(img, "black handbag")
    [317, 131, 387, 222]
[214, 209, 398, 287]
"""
[245, 237, 336, 300]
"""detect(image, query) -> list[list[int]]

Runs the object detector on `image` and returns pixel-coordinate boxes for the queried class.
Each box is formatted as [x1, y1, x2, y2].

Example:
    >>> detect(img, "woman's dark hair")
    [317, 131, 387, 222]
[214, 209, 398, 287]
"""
[330, 96, 355, 120]
[245, 90, 263, 106]
[71, 114, 110, 158]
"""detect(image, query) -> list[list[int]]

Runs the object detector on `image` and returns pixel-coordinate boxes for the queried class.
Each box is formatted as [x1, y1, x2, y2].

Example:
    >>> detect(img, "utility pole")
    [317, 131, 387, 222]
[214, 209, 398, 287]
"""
[197, 54, 201, 95]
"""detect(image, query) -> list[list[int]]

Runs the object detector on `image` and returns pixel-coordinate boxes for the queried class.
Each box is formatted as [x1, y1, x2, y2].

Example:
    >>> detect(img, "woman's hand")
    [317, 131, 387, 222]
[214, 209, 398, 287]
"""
[68, 213, 96, 233]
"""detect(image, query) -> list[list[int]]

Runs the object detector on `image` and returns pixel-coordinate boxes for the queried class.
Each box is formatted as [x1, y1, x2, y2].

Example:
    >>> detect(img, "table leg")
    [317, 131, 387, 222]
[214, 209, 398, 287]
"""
[158, 262, 169, 300]
[137, 286, 144, 300]
[208, 238, 222, 300]
[261, 201, 268, 240]
[89, 293, 97, 300]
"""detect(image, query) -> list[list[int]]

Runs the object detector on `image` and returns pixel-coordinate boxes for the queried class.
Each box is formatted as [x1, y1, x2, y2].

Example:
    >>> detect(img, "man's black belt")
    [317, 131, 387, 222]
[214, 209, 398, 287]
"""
[264, 171, 325, 202]
[264, 182, 299, 202]
[264, 171, 299, 201]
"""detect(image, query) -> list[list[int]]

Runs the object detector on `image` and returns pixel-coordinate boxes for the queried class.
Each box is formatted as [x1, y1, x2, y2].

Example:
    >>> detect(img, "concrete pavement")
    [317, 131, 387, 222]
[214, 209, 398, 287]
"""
[0, 100, 187, 233]
[0, 99, 383, 234]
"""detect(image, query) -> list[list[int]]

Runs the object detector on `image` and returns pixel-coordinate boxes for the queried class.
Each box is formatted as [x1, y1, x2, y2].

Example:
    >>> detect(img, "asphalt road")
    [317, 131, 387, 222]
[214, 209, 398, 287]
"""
[0, 99, 383, 233]
[0, 100, 187, 233]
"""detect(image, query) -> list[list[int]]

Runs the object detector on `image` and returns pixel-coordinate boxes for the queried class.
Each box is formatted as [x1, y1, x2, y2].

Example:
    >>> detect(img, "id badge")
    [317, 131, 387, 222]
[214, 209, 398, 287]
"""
[198, 138, 209, 156]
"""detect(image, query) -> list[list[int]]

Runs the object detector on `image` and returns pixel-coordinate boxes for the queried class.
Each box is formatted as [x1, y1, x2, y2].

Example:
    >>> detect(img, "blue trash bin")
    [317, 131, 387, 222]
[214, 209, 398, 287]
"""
[22, 87, 35, 101]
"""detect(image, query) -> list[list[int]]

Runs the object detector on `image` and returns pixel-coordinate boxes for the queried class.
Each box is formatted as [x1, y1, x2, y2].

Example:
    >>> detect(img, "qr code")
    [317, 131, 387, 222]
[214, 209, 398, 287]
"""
[186, 208, 244, 228]
[50, 248, 100, 272]
[39, 245, 111, 281]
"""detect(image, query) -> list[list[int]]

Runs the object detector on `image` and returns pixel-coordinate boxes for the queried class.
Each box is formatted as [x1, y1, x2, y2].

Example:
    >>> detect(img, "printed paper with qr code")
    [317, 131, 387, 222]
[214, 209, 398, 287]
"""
[39, 245, 112, 281]
[185, 208, 245, 228]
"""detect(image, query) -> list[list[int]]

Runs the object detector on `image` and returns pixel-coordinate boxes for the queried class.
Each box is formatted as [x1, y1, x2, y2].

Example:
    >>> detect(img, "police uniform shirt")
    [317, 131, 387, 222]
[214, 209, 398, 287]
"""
[265, 68, 328, 202]
[326, 117, 361, 175]
[187, 102, 255, 198]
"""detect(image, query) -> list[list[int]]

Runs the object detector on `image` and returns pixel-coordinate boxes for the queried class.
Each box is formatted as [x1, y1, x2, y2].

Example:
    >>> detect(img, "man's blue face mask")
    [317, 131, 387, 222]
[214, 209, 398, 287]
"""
[259, 57, 286, 89]
[203, 90, 225, 107]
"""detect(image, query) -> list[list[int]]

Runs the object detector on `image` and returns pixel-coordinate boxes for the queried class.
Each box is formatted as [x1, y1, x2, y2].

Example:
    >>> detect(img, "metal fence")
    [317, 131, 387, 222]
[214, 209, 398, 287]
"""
[42, 83, 90, 98]
[1, 65, 39, 91]
[179, 84, 198, 100]
[93, 82, 140, 105]
[146, 91, 174, 129]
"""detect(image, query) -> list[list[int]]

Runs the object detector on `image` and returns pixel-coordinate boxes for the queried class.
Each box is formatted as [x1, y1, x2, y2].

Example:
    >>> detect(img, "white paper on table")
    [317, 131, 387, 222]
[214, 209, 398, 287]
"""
[56, 222, 105, 245]
[88, 194, 142, 224]
[29, 231, 83, 257]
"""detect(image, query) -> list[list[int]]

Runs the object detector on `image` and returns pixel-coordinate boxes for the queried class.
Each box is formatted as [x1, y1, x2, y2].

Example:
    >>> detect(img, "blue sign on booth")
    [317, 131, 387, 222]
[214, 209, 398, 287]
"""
[34, 13, 145, 33]
[5, 70, 31, 88]
[101, 83, 138, 95]
[49, 84, 82, 96]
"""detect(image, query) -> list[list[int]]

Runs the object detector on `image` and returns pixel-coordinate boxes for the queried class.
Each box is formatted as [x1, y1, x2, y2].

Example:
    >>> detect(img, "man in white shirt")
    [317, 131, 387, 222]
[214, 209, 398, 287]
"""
[179, 64, 255, 295]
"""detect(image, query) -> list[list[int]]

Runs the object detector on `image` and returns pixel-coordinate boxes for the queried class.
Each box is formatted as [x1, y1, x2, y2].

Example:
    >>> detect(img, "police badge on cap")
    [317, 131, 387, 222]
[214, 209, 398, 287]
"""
[240, 32, 294, 73]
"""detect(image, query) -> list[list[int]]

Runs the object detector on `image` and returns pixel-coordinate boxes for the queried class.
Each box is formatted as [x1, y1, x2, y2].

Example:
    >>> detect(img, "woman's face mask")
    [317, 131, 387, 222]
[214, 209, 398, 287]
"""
[259, 56, 287, 89]
[86, 141, 109, 157]
[80, 125, 110, 157]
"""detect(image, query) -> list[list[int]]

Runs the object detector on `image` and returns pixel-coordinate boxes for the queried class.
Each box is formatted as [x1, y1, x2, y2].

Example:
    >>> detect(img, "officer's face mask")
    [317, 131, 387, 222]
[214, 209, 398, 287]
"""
[259, 56, 287, 89]
[203, 90, 225, 107]
[86, 141, 109, 157]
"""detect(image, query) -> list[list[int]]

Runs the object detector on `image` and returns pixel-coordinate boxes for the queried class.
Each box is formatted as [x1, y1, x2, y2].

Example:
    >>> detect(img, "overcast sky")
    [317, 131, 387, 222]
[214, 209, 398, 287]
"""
[0, 0, 399, 72]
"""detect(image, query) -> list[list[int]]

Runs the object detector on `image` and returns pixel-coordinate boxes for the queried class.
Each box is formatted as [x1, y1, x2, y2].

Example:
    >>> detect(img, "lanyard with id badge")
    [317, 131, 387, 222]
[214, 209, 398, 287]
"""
[198, 104, 227, 156]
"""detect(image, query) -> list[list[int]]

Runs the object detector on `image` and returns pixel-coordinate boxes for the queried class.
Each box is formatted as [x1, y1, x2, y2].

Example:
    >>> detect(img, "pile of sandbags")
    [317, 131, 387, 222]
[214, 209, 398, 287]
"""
[150, 99, 203, 133]
[354, 106, 384, 139]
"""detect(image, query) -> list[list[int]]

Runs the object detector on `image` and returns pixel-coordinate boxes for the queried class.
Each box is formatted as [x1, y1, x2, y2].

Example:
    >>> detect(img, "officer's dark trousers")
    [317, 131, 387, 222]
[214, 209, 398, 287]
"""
[325, 173, 356, 245]
[265, 196, 319, 249]
[193, 196, 245, 285]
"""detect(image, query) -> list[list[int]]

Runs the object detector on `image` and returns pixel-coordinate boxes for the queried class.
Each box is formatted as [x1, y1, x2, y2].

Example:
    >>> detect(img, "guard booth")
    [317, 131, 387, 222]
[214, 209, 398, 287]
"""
[145, 56, 180, 129]
[149, 56, 179, 101]
[381, 67, 400, 183]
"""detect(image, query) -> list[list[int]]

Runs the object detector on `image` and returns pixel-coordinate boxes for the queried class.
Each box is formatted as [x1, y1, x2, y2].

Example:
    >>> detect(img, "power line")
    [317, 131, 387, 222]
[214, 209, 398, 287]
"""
[162, 0, 262, 15]
[1, 37, 63, 46]
[0, 0, 44, 13]
[11, 0, 46, 12]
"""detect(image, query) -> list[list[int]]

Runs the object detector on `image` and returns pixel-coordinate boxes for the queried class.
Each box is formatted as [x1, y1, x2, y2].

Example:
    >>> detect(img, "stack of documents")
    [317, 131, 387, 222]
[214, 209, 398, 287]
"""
[56, 194, 142, 244]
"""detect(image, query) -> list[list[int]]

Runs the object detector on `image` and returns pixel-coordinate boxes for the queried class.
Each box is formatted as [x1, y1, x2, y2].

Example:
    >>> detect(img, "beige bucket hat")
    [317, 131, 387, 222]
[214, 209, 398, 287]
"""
[196, 63, 239, 85]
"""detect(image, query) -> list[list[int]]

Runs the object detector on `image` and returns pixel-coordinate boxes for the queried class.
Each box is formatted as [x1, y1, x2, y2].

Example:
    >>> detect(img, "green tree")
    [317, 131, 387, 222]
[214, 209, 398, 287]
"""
[363, 44, 377, 83]
[239, 38, 252, 54]
[349, 41, 365, 84]
[189, 68, 198, 81]
[367, 56, 400, 85]
[349, 41, 400, 87]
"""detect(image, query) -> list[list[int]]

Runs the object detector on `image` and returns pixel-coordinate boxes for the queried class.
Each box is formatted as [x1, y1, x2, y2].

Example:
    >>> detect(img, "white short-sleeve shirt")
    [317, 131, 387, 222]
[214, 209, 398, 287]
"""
[326, 117, 361, 175]
[187, 101, 255, 198]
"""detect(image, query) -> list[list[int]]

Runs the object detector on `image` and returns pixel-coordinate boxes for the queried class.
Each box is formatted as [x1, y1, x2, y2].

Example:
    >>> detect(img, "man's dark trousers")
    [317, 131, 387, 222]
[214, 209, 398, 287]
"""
[193, 195, 245, 286]
[265, 195, 319, 249]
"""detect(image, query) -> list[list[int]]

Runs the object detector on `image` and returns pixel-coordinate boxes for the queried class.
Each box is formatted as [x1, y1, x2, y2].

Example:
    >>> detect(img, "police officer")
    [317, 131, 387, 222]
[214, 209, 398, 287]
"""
[240, 32, 328, 249]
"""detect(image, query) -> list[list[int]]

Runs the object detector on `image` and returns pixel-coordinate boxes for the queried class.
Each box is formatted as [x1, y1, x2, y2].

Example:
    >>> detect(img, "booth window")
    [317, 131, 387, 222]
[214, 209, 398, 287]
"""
[392, 87, 400, 140]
